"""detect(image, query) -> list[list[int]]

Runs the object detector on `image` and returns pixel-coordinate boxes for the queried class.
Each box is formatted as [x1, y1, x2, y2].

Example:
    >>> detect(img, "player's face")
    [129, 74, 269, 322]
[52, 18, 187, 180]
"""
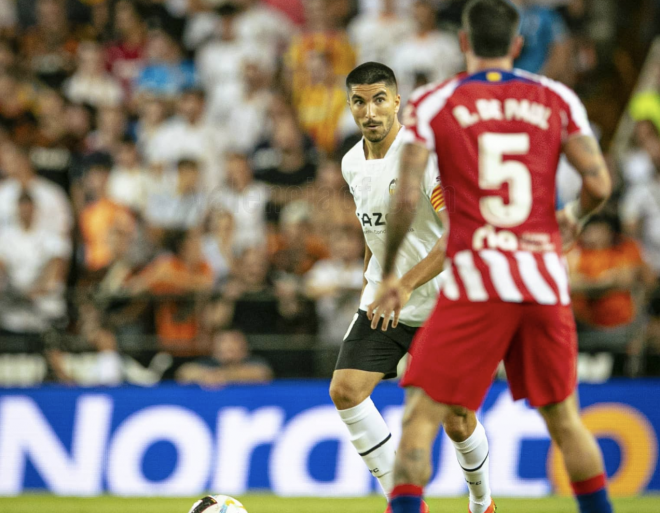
[348, 83, 400, 143]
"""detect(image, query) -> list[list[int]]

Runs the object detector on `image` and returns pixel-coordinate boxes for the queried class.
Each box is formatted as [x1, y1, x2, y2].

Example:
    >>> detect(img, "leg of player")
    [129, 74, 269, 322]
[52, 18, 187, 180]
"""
[444, 410, 493, 513]
[538, 393, 613, 513]
[389, 387, 450, 513]
[330, 369, 397, 498]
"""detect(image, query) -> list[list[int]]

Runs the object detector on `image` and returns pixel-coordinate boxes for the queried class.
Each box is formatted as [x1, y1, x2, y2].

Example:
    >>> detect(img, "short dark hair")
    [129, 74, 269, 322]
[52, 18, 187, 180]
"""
[346, 62, 397, 92]
[177, 158, 199, 170]
[462, 0, 520, 58]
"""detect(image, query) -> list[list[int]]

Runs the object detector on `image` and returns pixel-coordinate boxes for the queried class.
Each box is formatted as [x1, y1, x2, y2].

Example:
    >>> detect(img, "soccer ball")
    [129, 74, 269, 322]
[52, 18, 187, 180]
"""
[188, 495, 247, 513]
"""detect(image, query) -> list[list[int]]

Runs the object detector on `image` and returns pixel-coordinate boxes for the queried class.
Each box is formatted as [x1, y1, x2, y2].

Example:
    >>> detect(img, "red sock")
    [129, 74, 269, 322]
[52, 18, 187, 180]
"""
[571, 474, 612, 513]
[390, 485, 423, 513]
[571, 474, 606, 496]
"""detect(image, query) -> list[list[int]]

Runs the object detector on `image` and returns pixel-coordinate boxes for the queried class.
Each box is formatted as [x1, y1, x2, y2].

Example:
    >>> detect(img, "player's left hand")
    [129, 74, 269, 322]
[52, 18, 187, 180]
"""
[367, 275, 412, 331]
[556, 207, 581, 252]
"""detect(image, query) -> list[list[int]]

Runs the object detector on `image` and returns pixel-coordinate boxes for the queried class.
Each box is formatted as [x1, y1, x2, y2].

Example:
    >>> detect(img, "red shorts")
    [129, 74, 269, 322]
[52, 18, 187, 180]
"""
[401, 298, 577, 410]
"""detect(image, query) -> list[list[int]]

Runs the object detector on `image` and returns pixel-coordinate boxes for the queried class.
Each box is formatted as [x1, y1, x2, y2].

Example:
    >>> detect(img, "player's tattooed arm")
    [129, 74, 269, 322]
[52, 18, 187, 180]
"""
[382, 143, 430, 276]
[563, 135, 612, 217]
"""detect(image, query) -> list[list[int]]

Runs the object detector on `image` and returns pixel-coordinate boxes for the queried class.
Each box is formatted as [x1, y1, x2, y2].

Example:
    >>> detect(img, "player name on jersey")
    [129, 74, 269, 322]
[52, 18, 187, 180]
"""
[453, 99, 552, 130]
[403, 69, 593, 306]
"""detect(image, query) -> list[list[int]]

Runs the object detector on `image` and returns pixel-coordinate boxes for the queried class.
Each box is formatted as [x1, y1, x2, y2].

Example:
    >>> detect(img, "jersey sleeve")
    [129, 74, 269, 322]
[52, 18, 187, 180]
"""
[551, 81, 593, 141]
[401, 93, 436, 151]
[422, 155, 445, 213]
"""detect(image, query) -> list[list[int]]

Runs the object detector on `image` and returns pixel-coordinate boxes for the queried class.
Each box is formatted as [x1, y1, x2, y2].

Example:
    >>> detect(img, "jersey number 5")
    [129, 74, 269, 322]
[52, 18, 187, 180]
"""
[478, 133, 532, 228]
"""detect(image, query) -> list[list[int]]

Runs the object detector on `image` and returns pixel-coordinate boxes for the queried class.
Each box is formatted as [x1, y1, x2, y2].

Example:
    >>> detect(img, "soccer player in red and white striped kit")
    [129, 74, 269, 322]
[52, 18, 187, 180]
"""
[369, 1, 615, 512]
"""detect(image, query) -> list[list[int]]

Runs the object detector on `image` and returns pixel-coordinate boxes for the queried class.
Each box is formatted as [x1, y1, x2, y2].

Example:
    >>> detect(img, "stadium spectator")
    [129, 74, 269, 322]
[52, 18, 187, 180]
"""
[28, 88, 75, 194]
[105, 0, 146, 96]
[621, 121, 660, 279]
[269, 200, 329, 276]
[208, 246, 317, 336]
[234, 0, 296, 53]
[307, 159, 359, 238]
[293, 50, 347, 155]
[134, 93, 170, 157]
[135, 27, 196, 98]
[202, 208, 236, 287]
[64, 102, 94, 154]
[511, 0, 572, 82]
[208, 152, 268, 252]
[175, 329, 273, 385]
[145, 88, 227, 190]
[18, 0, 78, 89]
[252, 108, 318, 221]
[107, 137, 151, 215]
[568, 213, 649, 355]
[195, 3, 261, 103]
[0, 141, 73, 239]
[127, 229, 213, 360]
[64, 40, 124, 108]
[348, 0, 414, 64]
[284, 0, 356, 97]
[86, 105, 128, 155]
[389, 0, 463, 102]
[78, 153, 134, 272]
[305, 227, 363, 345]
[144, 158, 205, 235]
[0, 72, 36, 148]
[210, 54, 274, 151]
[79, 212, 152, 358]
[0, 190, 70, 353]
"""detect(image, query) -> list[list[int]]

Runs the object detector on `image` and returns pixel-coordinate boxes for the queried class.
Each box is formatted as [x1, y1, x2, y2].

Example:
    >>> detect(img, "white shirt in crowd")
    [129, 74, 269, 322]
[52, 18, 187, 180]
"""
[107, 166, 151, 213]
[0, 177, 73, 240]
[202, 235, 233, 285]
[196, 39, 265, 100]
[208, 181, 270, 252]
[145, 116, 228, 191]
[144, 190, 206, 230]
[209, 89, 272, 152]
[183, 2, 295, 51]
[390, 30, 464, 102]
[0, 225, 71, 333]
[620, 179, 660, 274]
[348, 13, 414, 64]
[63, 73, 124, 108]
[306, 258, 364, 345]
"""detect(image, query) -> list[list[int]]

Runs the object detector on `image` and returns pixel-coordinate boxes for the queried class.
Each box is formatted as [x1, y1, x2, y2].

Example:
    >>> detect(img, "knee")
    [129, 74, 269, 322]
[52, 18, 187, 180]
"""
[443, 406, 472, 442]
[541, 408, 583, 447]
[329, 378, 368, 410]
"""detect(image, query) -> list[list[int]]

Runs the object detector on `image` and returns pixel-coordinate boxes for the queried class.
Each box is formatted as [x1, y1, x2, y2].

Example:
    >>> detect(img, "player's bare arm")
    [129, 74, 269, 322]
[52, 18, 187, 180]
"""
[369, 143, 431, 331]
[382, 143, 430, 276]
[368, 209, 448, 331]
[558, 135, 612, 250]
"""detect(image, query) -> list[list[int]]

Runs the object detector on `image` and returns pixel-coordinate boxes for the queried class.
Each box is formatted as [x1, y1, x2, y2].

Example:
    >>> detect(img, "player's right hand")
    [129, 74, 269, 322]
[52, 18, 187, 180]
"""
[367, 275, 411, 331]
[556, 207, 581, 252]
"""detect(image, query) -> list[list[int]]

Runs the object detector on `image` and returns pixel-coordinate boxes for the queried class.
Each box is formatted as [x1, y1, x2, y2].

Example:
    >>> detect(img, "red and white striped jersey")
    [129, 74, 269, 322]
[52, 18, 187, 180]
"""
[402, 69, 592, 305]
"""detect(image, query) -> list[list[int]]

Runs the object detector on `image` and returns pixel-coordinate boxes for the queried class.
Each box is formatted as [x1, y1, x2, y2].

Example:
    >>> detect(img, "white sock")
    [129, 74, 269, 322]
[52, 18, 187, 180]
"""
[337, 397, 396, 498]
[452, 421, 491, 513]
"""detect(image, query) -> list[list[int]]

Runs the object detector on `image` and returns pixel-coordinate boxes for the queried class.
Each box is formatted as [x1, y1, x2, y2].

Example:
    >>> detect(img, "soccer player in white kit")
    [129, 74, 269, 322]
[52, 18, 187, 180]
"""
[329, 62, 494, 513]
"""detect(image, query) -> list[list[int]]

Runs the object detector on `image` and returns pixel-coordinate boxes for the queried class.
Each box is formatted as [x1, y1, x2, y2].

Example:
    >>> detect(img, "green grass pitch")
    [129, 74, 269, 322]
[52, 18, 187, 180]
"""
[0, 496, 659, 513]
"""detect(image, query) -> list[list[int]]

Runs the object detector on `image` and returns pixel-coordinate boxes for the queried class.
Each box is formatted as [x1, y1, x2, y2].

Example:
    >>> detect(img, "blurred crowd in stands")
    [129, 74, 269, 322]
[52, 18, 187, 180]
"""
[0, 0, 659, 386]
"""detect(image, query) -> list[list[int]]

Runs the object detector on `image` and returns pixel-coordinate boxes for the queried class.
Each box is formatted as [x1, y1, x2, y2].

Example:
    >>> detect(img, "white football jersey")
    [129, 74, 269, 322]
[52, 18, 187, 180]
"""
[342, 127, 445, 326]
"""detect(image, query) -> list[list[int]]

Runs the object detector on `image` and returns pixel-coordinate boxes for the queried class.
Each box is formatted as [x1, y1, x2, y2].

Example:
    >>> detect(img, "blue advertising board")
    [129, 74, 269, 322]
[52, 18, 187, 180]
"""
[0, 380, 657, 496]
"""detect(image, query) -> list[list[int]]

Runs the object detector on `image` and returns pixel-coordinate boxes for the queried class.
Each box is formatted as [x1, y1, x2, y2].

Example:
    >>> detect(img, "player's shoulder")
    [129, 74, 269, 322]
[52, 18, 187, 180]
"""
[340, 138, 365, 181]
[408, 74, 465, 107]
[511, 69, 583, 106]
